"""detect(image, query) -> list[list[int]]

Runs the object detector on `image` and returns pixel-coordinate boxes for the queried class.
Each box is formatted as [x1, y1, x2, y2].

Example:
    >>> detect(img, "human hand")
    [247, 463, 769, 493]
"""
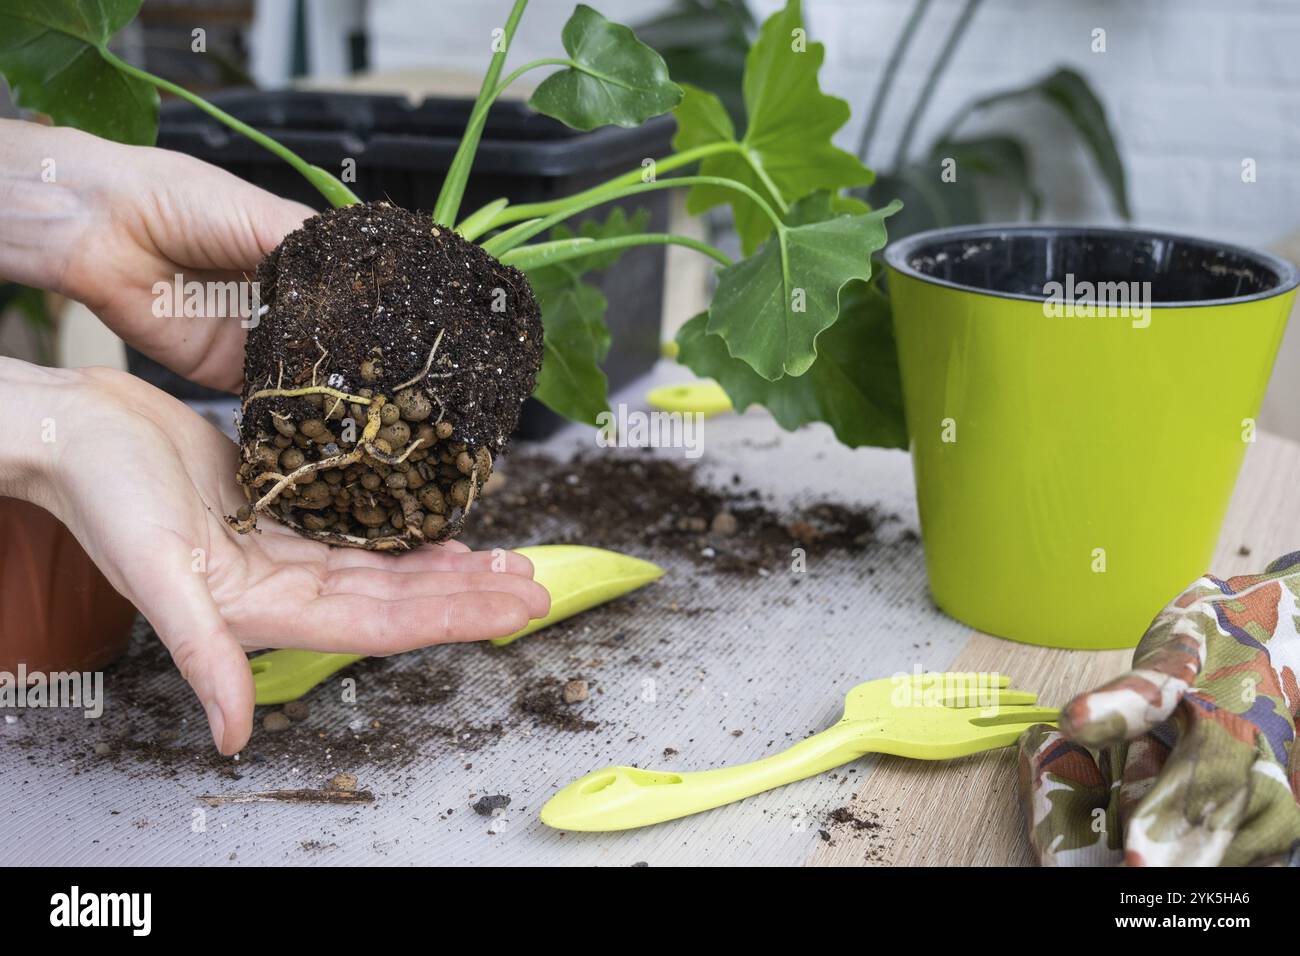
[0, 118, 314, 391]
[6, 359, 550, 755]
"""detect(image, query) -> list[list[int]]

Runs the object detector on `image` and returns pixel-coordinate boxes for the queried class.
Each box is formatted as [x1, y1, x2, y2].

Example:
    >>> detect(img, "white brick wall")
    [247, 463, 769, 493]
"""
[364, 0, 1300, 437]
[369, 0, 1300, 247]
[792, 0, 1300, 246]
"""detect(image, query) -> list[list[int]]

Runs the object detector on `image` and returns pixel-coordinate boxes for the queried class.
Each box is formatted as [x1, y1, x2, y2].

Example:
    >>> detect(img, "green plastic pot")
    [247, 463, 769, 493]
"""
[885, 225, 1298, 649]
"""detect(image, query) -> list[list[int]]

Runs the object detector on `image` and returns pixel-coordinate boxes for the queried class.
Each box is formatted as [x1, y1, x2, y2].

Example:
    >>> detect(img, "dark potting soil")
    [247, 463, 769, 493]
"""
[472, 793, 511, 816]
[464, 448, 892, 575]
[820, 803, 894, 862]
[236, 201, 543, 548]
[514, 677, 600, 733]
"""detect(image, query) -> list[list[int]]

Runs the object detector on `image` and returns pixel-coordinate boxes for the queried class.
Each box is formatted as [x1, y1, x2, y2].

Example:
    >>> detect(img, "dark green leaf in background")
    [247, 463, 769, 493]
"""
[967, 67, 1129, 219]
[0, 0, 158, 145]
[524, 208, 651, 424]
[634, 0, 754, 134]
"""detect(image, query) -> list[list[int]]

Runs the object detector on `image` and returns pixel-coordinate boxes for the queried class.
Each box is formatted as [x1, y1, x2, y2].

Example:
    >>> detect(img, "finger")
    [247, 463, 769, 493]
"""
[322, 543, 534, 577]
[268, 591, 534, 653]
[321, 566, 550, 617]
[134, 553, 255, 755]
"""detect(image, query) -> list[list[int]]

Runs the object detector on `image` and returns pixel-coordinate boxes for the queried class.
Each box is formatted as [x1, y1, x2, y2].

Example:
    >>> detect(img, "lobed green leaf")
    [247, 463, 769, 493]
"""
[706, 197, 901, 380]
[528, 4, 683, 131]
[676, 278, 907, 448]
[671, 0, 873, 253]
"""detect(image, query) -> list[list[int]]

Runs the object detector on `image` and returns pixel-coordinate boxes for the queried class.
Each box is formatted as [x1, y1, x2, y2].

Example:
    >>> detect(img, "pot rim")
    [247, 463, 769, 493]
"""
[883, 222, 1300, 309]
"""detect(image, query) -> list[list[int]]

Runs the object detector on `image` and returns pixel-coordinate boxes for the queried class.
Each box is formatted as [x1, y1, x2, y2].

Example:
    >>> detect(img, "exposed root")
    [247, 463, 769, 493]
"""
[395, 489, 426, 543]
[242, 384, 374, 410]
[310, 341, 329, 385]
[362, 437, 424, 467]
[392, 328, 445, 392]
[279, 523, 414, 551]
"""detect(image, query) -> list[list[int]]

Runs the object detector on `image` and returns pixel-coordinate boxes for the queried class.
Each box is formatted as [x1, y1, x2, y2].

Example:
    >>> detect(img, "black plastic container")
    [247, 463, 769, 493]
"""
[132, 90, 675, 436]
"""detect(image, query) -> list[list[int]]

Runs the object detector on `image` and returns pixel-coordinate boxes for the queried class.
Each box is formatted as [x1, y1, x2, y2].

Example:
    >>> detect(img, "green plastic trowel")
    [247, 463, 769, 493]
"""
[249, 544, 663, 705]
[645, 380, 733, 417]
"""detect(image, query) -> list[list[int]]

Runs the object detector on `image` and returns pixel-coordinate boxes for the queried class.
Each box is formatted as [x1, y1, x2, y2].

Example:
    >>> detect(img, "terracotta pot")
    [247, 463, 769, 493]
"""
[0, 497, 136, 674]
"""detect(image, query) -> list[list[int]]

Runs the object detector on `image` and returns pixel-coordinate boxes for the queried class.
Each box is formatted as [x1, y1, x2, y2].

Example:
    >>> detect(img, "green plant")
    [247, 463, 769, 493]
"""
[634, 0, 755, 132]
[0, 0, 905, 453]
[857, 0, 1129, 237]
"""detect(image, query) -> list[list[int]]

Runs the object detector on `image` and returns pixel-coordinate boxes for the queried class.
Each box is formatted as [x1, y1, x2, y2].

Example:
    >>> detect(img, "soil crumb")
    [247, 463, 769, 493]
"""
[822, 804, 891, 862]
[472, 794, 511, 816]
[515, 677, 599, 732]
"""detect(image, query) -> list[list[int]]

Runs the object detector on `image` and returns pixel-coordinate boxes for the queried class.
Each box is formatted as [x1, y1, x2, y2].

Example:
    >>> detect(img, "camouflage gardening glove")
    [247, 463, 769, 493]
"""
[1018, 551, 1300, 866]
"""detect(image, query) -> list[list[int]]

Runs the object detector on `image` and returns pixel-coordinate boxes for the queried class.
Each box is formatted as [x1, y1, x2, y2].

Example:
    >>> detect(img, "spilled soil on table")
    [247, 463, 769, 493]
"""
[5, 449, 909, 793]
[468, 448, 898, 575]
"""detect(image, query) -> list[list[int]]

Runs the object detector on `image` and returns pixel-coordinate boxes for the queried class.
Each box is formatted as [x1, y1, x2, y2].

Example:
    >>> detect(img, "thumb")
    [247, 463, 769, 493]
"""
[248, 193, 316, 259]
[136, 563, 255, 755]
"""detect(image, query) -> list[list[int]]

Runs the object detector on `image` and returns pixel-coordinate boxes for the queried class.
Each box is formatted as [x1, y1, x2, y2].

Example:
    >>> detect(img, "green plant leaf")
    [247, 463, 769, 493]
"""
[527, 266, 612, 425]
[0, 0, 158, 145]
[528, 4, 683, 132]
[524, 208, 651, 423]
[931, 135, 1042, 218]
[969, 67, 1129, 219]
[677, 279, 906, 448]
[867, 136, 1041, 242]
[781, 189, 871, 227]
[634, 0, 755, 133]
[549, 206, 652, 273]
[706, 199, 900, 380]
[671, 0, 873, 254]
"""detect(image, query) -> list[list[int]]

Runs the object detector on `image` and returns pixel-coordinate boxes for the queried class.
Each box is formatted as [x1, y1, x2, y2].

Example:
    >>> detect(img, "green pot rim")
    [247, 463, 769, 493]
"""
[884, 223, 1300, 310]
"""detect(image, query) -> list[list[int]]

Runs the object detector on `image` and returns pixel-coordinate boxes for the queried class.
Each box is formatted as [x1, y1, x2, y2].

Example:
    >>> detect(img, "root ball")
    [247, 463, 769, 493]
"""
[234, 201, 543, 549]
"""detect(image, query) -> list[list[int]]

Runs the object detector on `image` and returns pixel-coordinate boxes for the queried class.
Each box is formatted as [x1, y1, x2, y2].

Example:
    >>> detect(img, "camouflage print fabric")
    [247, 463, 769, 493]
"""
[1019, 551, 1300, 866]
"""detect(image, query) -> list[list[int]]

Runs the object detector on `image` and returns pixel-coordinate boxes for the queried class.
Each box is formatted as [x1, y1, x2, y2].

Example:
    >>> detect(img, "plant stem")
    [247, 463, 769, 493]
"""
[98, 48, 361, 208]
[480, 174, 784, 257]
[456, 198, 511, 242]
[432, 0, 530, 225]
[492, 57, 573, 98]
[891, 0, 982, 170]
[856, 0, 931, 162]
[460, 141, 740, 234]
[500, 233, 733, 271]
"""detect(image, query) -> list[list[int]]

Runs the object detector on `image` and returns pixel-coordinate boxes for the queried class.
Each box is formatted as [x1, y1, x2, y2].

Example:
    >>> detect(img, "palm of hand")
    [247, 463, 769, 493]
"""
[60, 370, 547, 754]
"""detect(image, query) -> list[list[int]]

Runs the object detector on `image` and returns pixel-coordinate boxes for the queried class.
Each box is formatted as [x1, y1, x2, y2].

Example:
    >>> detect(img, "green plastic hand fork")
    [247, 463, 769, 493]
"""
[540, 672, 1058, 832]
[250, 544, 664, 704]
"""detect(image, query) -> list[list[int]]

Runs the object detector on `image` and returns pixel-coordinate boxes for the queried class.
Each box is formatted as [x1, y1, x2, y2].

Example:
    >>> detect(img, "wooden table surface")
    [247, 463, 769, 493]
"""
[808, 429, 1300, 866]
